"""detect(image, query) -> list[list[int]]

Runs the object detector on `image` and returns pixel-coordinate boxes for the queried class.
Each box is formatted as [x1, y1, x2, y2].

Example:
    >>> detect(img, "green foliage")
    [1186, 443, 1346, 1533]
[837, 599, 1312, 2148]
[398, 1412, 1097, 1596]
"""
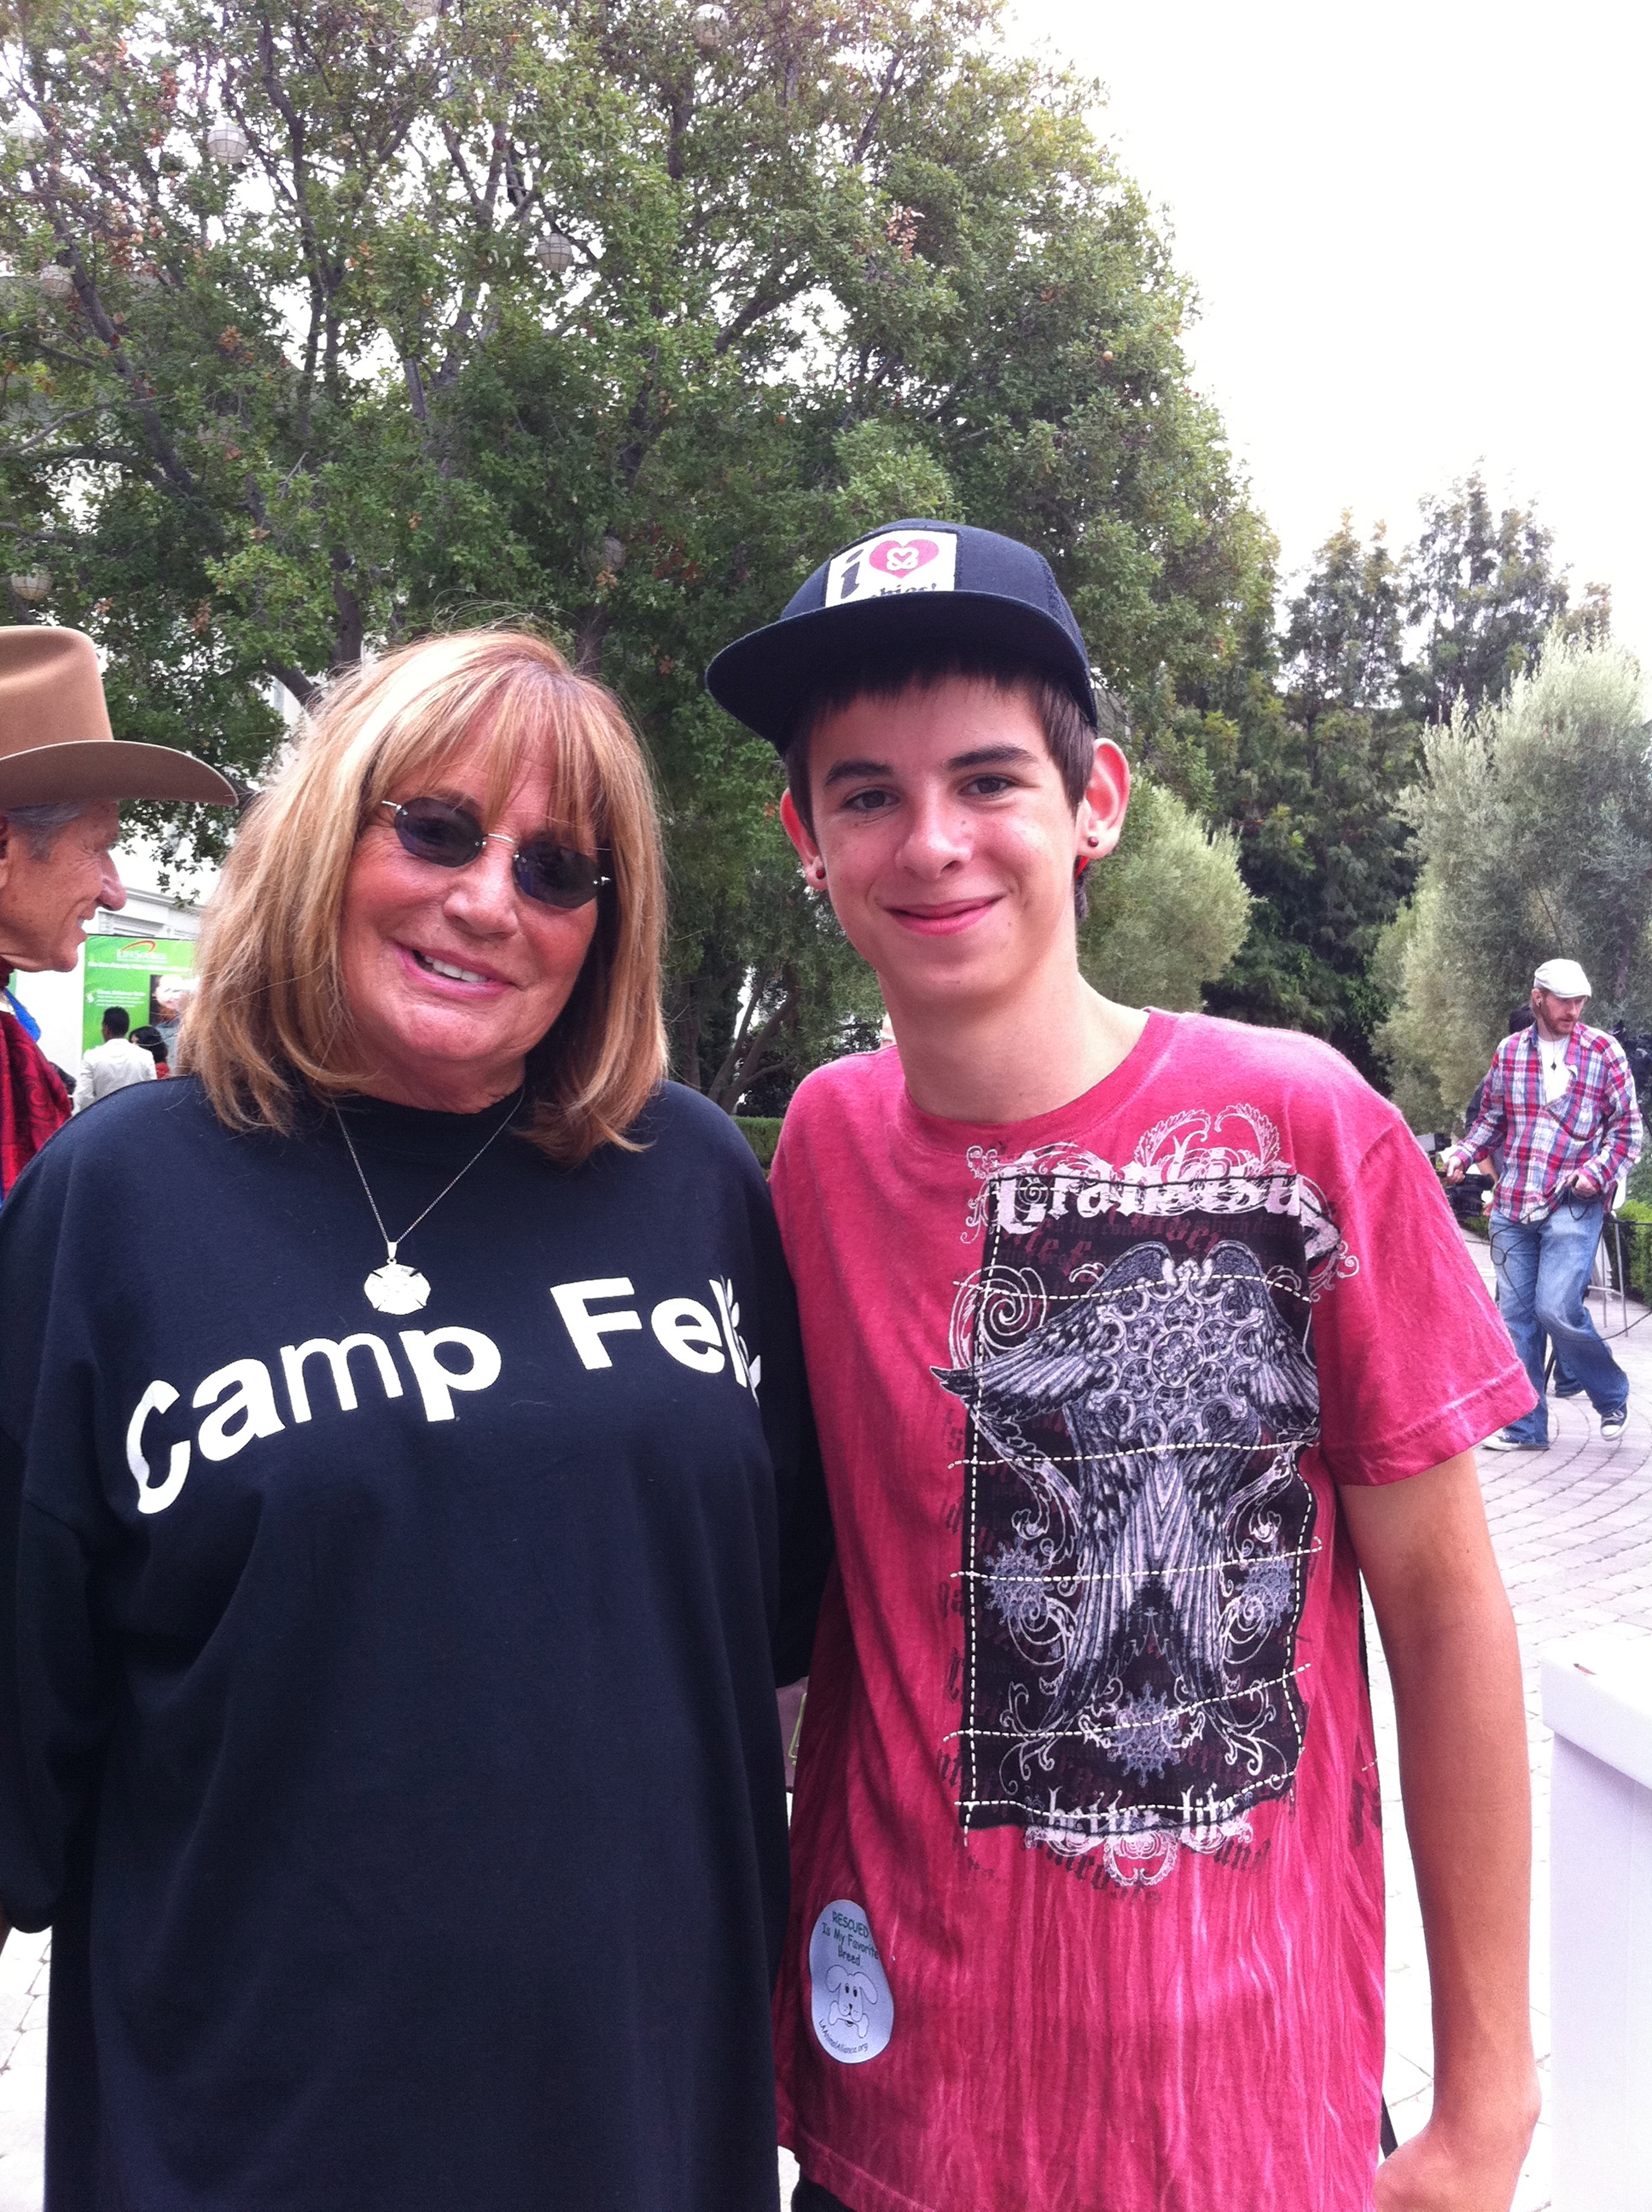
[732, 1115, 782, 1171]
[0, 0, 1275, 1094]
[1186, 482, 1606, 1084]
[1079, 776, 1249, 1011]
[1402, 472, 1603, 725]
[1378, 631, 1652, 1122]
[1279, 510, 1405, 725]
[674, 833, 885, 1111]
[1201, 673, 1418, 1076]
[1372, 878, 1482, 1126]
[1608, 1200, 1652, 1300]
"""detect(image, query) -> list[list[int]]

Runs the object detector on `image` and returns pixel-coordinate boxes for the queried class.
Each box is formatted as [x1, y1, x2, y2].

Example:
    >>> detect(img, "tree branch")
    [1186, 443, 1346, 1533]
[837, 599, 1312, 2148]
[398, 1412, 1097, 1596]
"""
[267, 659, 318, 709]
[852, 52, 905, 163]
[707, 975, 794, 1110]
[714, 265, 810, 355]
[330, 544, 364, 666]
[41, 224, 218, 529]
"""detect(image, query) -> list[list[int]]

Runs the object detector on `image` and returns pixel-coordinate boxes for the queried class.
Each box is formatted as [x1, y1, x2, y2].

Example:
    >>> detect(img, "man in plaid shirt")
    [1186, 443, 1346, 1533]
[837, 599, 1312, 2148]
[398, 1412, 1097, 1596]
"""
[1446, 958, 1642, 1450]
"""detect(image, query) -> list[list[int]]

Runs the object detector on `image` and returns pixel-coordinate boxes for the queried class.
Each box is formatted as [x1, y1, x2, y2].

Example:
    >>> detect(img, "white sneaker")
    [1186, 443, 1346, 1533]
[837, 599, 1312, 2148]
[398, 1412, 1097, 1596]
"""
[1600, 1406, 1628, 1442]
[1482, 1429, 1549, 1452]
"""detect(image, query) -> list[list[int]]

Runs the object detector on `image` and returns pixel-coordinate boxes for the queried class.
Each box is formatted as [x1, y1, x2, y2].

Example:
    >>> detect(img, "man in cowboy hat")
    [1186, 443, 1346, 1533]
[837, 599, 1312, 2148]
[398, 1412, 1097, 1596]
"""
[0, 626, 236, 1194]
[1446, 957, 1642, 1449]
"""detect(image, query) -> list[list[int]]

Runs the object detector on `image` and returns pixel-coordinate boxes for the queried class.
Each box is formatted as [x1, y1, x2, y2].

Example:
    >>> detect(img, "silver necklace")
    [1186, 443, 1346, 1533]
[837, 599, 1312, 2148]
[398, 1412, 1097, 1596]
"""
[334, 1089, 524, 1313]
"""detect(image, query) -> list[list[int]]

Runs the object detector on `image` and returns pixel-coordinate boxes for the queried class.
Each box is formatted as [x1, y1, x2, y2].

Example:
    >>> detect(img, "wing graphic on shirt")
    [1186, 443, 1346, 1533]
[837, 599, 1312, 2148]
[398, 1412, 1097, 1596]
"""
[934, 1238, 1318, 1740]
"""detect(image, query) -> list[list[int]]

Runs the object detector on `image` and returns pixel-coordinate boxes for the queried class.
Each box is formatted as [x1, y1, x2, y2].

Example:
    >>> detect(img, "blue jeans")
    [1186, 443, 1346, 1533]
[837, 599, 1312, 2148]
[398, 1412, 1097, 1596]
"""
[1490, 1199, 1629, 1442]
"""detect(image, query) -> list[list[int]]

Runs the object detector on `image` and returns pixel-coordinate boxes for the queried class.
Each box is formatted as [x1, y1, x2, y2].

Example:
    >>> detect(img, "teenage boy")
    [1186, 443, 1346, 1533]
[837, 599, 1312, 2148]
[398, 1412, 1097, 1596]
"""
[707, 523, 1539, 2212]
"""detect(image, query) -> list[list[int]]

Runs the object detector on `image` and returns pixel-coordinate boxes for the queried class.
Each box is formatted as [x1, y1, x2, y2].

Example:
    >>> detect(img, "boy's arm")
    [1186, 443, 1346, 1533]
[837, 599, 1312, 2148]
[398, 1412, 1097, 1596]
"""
[1339, 1452, 1539, 2212]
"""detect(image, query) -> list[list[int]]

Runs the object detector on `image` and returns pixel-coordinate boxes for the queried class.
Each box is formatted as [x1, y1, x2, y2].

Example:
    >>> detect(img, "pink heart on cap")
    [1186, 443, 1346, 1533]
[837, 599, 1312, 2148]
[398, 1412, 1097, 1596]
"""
[869, 536, 939, 577]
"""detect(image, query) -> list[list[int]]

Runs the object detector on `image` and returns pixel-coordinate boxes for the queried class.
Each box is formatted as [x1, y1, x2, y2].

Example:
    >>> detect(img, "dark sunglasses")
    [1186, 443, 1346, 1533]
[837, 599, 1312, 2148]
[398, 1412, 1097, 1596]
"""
[378, 797, 612, 911]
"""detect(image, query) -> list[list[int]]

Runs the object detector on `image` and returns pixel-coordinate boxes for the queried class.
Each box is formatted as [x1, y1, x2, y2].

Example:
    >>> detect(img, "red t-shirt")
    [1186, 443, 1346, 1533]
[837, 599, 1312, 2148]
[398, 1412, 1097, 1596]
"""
[770, 1011, 1533, 2212]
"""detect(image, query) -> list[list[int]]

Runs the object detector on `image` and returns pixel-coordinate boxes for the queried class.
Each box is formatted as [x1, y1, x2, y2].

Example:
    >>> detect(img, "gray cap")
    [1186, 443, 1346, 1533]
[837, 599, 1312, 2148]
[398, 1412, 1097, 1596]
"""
[1533, 958, 1591, 998]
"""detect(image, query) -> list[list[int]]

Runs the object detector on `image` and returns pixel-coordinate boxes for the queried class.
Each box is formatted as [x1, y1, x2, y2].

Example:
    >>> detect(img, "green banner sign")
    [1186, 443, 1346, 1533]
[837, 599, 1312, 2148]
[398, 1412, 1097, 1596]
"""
[82, 935, 196, 1054]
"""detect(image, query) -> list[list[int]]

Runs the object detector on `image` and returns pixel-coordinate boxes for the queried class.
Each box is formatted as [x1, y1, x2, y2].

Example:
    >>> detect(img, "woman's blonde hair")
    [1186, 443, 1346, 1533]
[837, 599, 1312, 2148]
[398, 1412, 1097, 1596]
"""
[185, 629, 666, 1166]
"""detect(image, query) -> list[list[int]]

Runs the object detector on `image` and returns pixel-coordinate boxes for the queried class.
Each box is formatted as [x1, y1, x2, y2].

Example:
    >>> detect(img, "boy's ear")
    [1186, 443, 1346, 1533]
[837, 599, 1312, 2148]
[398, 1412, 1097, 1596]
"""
[1079, 738, 1130, 861]
[779, 789, 821, 869]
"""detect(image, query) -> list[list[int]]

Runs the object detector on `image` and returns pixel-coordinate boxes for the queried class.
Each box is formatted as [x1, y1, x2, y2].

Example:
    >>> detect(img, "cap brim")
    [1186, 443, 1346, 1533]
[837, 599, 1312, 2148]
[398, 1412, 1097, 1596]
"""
[706, 591, 1097, 749]
[0, 740, 239, 808]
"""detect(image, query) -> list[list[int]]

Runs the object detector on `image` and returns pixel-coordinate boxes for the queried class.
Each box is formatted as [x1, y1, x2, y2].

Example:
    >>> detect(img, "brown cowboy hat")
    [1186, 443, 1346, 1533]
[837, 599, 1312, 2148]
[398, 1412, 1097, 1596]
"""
[0, 626, 239, 808]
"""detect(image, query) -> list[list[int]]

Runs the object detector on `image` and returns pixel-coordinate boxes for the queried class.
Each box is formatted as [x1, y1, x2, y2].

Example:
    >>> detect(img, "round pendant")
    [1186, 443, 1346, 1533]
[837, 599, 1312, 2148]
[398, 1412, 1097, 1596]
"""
[364, 1261, 431, 1315]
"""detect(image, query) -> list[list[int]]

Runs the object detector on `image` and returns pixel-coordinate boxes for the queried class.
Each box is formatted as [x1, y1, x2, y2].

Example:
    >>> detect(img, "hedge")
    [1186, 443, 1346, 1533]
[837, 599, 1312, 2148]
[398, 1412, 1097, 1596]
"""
[734, 1116, 782, 1172]
[1608, 1200, 1652, 1299]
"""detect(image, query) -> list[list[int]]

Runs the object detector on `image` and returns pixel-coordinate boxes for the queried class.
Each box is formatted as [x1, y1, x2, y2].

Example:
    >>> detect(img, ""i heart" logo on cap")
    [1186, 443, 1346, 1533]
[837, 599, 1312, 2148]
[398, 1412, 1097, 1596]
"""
[823, 529, 958, 606]
[869, 536, 939, 577]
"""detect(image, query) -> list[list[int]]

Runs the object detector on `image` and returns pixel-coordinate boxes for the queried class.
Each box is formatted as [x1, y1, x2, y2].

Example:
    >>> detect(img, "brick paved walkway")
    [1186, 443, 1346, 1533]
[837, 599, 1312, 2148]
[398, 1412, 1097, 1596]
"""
[4, 1232, 1649, 2211]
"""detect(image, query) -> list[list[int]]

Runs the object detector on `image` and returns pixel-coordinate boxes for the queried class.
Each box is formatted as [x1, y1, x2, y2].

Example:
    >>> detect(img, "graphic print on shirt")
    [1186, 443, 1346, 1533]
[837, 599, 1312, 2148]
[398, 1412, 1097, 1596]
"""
[934, 1103, 1355, 1887]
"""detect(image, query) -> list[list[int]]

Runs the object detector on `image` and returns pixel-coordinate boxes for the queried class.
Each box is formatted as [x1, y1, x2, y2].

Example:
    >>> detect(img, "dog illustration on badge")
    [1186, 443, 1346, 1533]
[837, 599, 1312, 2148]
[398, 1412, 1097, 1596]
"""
[824, 1964, 880, 2042]
[808, 1899, 894, 2063]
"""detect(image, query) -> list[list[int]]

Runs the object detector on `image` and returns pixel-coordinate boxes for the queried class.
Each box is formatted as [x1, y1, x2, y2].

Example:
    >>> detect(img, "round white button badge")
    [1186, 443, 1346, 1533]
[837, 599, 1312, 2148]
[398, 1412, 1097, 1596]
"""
[807, 1899, 894, 2064]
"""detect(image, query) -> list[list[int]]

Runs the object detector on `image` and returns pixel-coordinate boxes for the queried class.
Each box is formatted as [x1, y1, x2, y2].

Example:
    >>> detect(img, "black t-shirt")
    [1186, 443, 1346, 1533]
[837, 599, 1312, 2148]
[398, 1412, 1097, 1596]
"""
[0, 1077, 830, 2212]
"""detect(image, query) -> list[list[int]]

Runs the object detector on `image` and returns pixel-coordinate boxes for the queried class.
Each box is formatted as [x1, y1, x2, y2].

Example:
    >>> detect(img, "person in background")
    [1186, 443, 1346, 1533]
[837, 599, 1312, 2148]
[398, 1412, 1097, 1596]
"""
[1445, 957, 1642, 1450]
[0, 627, 235, 1191]
[71, 1004, 157, 1110]
[0, 626, 829, 2212]
[131, 1022, 170, 1077]
[151, 973, 187, 1066]
[1459, 1007, 1574, 1395]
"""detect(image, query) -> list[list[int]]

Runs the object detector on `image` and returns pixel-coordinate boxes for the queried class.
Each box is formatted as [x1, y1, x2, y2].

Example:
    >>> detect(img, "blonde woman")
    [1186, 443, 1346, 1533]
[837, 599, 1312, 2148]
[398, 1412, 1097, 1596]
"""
[0, 632, 828, 2212]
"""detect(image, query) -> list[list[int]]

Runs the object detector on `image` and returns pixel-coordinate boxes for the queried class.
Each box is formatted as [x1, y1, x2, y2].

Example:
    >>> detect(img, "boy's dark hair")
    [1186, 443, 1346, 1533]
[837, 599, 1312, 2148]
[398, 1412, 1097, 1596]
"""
[782, 643, 1098, 919]
[102, 1005, 131, 1039]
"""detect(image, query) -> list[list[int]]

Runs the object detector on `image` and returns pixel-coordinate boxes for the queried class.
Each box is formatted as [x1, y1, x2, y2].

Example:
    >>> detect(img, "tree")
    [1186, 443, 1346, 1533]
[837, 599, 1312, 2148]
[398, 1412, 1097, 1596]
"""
[1211, 491, 1620, 1080]
[1193, 671, 1417, 1073]
[672, 829, 883, 1111]
[1402, 471, 1601, 725]
[1, 0, 1275, 1100]
[1377, 631, 1652, 1122]
[1078, 777, 1249, 1012]
[1196, 512, 1420, 1070]
[1279, 510, 1405, 728]
[1370, 882, 1474, 1131]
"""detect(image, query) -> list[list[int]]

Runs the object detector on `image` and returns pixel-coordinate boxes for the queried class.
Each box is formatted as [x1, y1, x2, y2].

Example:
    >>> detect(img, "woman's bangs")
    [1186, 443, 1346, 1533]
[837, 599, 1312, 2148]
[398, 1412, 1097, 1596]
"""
[366, 655, 608, 855]
[485, 670, 608, 853]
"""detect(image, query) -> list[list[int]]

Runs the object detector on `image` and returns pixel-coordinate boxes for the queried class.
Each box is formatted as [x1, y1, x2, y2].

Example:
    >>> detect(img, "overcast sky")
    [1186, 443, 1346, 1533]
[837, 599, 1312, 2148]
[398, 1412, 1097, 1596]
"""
[1009, 0, 1652, 683]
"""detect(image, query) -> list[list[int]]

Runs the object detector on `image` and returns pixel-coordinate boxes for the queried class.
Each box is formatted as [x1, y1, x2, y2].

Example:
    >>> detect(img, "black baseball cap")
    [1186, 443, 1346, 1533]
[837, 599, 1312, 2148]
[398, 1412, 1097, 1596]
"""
[705, 519, 1098, 750]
